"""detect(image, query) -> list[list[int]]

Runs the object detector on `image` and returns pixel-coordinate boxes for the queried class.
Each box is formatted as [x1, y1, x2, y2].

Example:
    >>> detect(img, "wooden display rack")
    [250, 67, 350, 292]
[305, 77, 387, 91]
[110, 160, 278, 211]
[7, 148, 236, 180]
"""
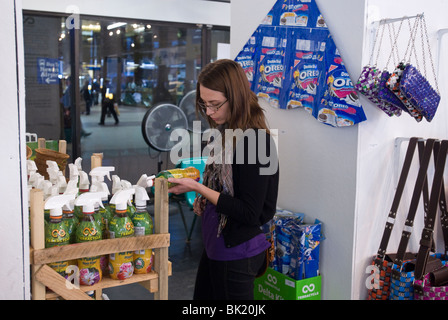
[29, 154, 171, 300]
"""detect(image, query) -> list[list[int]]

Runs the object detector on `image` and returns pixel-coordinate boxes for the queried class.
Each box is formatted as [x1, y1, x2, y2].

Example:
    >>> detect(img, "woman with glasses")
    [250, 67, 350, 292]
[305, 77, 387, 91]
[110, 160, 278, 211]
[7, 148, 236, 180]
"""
[167, 59, 279, 300]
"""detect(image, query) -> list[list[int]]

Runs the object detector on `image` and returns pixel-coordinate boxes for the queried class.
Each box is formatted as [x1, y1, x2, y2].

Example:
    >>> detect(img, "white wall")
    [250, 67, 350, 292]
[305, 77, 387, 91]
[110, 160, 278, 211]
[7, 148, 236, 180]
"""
[22, 0, 230, 27]
[232, 0, 448, 300]
[0, 0, 28, 300]
[353, 0, 448, 299]
[232, 0, 365, 300]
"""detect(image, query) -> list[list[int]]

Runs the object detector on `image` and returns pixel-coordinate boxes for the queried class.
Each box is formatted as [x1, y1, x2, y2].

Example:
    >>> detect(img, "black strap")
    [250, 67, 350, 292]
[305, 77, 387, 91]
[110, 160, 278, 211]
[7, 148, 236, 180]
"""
[414, 139, 448, 283]
[375, 137, 419, 265]
[433, 141, 448, 258]
[392, 139, 435, 276]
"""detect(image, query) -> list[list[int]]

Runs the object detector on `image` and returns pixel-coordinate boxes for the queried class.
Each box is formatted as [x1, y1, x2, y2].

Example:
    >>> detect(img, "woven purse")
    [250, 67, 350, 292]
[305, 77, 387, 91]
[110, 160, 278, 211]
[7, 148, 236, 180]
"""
[414, 140, 448, 300]
[386, 62, 423, 122]
[388, 138, 436, 300]
[368, 137, 420, 300]
[377, 70, 405, 115]
[399, 63, 440, 122]
[355, 21, 400, 117]
[399, 15, 440, 122]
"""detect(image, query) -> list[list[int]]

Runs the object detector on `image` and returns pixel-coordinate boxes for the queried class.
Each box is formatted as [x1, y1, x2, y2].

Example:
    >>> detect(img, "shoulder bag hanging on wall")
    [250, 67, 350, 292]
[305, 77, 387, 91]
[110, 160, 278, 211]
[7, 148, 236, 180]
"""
[355, 20, 401, 116]
[376, 22, 407, 115]
[368, 137, 420, 300]
[414, 140, 448, 300]
[399, 15, 441, 122]
[388, 139, 444, 300]
[386, 16, 424, 122]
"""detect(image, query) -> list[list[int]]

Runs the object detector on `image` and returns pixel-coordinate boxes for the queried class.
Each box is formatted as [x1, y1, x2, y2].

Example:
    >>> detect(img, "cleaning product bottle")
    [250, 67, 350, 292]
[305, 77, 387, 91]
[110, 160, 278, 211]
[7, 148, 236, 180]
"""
[132, 185, 154, 274]
[109, 175, 121, 215]
[27, 160, 37, 182]
[74, 191, 106, 286]
[38, 179, 55, 223]
[44, 194, 76, 278]
[62, 180, 79, 244]
[108, 189, 135, 280]
[121, 179, 136, 218]
[89, 166, 115, 239]
[156, 167, 200, 188]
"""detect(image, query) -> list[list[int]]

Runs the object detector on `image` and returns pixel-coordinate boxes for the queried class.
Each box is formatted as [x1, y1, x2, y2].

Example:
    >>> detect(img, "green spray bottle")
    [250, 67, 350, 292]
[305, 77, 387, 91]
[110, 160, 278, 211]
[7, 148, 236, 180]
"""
[132, 185, 154, 274]
[120, 179, 136, 219]
[108, 188, 135, 280]
[89, 166, 115, 239]
[74, 191, 106, 286]
[62, 180, 79, 244]
[44, 194, 76, 278]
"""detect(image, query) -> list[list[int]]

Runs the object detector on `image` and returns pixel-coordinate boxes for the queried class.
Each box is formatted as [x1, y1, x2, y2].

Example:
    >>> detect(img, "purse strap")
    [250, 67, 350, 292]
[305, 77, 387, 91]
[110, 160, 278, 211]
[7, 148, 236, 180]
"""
[414, 140, 448, 284]
[374, 137, 419, 265]
[392, 138, 435, 276]
[369, 19, 387, 66]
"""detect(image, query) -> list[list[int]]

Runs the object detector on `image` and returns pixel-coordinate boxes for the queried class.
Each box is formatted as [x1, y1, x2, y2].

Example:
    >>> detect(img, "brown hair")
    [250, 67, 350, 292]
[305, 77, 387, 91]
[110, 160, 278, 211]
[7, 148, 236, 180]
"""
[196, 59, 270, 133]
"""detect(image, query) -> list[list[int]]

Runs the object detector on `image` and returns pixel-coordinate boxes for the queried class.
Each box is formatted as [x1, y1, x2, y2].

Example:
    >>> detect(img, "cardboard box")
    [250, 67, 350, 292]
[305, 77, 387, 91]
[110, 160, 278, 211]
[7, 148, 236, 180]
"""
[254, 268, 321, 300]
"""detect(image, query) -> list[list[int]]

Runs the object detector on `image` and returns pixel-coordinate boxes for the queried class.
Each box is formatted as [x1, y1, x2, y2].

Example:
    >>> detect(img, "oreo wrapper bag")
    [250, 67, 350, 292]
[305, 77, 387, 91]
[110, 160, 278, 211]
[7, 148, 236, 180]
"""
[254, 27, 288, 109]
[285, 28, 326, 112]
[235, 27, 260, 91]
[318, 39, 366, 127]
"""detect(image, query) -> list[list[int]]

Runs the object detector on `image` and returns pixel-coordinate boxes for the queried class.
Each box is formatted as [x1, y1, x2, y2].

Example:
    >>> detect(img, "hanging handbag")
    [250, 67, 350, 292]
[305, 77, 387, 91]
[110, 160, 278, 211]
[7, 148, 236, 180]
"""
[388, 138, 435, 299]
[399, 16, 440, 122]
[386, 16, 426, 122]
[376, 23, 406, 115]
[368, 137, 421, 300]
[355, 21, 400, 117]
[414, 140, 448, 300]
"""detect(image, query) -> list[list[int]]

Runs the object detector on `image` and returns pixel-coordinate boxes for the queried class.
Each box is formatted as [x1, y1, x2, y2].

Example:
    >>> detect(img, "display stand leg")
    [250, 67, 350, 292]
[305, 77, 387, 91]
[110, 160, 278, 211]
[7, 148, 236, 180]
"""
[154, 178, 169, 300]
[29, 189, 46, 300]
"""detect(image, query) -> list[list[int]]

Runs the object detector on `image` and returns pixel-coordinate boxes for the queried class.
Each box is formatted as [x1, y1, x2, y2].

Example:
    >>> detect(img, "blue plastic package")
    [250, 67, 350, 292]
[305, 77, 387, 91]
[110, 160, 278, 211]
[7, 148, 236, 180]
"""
[234, 0, 367, 127]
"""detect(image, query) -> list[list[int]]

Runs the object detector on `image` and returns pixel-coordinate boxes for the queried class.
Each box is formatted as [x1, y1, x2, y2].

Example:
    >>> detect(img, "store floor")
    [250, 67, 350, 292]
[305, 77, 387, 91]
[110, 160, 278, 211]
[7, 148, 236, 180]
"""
[104, 200, 203, 300]
[79, 104, 203, 300]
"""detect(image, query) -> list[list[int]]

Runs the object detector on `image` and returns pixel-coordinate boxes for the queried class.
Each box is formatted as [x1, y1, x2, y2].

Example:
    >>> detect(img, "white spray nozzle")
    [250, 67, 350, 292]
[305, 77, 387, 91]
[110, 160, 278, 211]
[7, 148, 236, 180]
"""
[68, 163, 79, 181]
[110, 188, 135, 211]
[27, 160, 37, 176]
[121, 180, 132, 190]
[89, 166, 115, 184]
[74, 157, 83, 170]
[136, 174, 156, 188]
[112, 175, 122, 194]
[45, 194, 76, 217]
[63, 179, 79, 195]
[46, 160, 59, 170]
[75, 191, 107, 213]
[133, 185, 149, 207]
[90, 181, 110, 199]
[78, 171, 90, 191]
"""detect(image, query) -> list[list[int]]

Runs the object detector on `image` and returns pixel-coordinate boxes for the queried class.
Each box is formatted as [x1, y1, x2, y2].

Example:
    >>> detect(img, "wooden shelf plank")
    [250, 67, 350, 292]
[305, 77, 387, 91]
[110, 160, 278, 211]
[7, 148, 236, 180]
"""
[32, 233, 170, 265]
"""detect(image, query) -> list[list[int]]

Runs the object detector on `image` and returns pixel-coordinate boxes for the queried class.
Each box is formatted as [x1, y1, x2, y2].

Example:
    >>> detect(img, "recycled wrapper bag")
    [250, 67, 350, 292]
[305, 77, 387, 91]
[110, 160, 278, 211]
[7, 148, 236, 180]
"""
[399, 63, 441, 122]
[414, 140, 448, 300]
[377, 70, 405, 116]
[367, 137, 420, 300]
[386, 62, 423, 122]
[355, 66, 398, 117]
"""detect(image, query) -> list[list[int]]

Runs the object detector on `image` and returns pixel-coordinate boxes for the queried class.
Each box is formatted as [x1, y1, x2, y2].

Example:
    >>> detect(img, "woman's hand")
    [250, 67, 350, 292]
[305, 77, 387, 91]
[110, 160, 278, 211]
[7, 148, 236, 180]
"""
[167, 177, 199, 195]
[167, 177, 221, 208]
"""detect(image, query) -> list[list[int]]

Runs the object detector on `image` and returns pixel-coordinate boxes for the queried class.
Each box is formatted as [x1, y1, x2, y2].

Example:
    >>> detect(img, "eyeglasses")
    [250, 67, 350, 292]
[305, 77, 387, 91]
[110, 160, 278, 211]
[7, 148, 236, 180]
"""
[197, 99, 227, 112]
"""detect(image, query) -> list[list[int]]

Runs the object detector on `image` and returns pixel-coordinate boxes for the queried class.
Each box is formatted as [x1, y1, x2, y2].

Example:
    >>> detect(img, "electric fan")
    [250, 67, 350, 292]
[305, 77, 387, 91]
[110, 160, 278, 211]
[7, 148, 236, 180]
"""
[178, 90, 209, 133]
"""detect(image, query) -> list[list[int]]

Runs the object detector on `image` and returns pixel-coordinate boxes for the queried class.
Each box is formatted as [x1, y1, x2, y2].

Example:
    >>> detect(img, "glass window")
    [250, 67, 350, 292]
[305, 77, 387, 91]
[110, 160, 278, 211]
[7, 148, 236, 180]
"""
[23, 11, 229, 184]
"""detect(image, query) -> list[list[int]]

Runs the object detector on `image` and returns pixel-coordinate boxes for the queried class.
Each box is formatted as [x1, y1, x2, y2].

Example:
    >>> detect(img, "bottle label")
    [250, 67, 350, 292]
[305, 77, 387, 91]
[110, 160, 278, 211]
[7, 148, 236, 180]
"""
[78, 256, 102, 286]
[133, 249, 153, 274]
[109, 251, 134, 280]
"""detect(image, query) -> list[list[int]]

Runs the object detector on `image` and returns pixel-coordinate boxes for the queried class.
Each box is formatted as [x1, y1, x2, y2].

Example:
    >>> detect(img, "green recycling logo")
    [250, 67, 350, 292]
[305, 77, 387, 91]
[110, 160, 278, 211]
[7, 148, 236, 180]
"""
[301, 284, 315, 294]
